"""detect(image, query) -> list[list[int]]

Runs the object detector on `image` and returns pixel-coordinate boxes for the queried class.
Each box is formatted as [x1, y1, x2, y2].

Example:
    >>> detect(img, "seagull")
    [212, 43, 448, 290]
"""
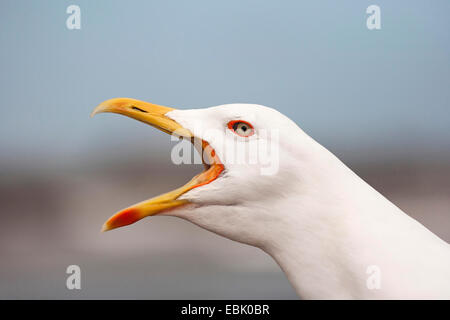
[91, 98, 450, 299]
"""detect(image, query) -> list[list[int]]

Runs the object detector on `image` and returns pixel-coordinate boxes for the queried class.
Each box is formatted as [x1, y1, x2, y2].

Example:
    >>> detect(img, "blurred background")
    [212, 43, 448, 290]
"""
[0, 0, 449, 299]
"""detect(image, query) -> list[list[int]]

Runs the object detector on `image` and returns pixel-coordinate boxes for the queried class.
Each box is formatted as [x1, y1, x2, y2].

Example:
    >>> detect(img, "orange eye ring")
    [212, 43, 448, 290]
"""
[227, 120, 255, 137]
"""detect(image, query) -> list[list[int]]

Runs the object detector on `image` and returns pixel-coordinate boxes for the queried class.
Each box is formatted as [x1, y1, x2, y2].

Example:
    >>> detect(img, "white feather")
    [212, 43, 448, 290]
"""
[164, 103, 450, 299]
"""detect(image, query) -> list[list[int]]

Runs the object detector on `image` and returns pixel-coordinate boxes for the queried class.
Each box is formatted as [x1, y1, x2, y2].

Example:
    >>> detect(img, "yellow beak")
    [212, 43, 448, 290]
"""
[91, 97, 192, 138]
[91, 98, 224, 232]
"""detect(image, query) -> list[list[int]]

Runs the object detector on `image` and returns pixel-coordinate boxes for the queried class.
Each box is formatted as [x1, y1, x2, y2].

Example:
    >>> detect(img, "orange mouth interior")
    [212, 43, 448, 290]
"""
[184, 139, 224, 192]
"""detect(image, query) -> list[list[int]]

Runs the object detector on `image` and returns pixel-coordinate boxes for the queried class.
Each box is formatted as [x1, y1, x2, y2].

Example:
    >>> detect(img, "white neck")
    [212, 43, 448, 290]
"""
[181, 136, 450, 299]
[261, 148, 450, 299]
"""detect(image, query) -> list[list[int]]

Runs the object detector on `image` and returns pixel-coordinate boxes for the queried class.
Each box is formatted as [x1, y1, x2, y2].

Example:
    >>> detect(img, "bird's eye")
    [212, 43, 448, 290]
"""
[228, 120, 255, 137]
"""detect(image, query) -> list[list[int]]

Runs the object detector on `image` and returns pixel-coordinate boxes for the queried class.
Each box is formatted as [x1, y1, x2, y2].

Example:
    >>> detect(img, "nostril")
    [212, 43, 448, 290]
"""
[131, 106, 148, 113]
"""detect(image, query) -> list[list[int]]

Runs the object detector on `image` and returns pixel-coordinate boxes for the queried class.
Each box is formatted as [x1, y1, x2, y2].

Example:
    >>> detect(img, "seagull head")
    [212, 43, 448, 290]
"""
[91, 98, 317, 247]
[92, 98, 450, 300]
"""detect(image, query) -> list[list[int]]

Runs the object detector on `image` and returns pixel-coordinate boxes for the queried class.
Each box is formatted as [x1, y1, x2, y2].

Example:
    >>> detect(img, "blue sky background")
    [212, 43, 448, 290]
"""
[1, 0, 449, 170]
[0, 0, 450, 300]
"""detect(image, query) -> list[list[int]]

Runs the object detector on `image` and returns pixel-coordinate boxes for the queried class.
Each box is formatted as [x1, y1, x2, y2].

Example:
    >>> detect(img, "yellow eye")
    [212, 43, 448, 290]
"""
[228, 120, 255, 137]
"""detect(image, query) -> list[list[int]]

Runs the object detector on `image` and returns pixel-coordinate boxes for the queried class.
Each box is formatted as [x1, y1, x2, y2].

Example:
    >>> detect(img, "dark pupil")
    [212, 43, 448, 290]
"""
[233, 122, 250, 134]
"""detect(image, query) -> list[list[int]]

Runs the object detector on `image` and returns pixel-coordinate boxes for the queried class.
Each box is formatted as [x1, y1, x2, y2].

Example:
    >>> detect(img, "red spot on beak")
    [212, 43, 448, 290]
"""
[102, 208, 142, 232]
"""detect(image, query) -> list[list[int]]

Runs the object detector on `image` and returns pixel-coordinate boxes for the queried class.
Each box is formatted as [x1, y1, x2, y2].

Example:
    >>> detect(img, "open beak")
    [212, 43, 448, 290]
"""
[91, 98, 224, 232]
